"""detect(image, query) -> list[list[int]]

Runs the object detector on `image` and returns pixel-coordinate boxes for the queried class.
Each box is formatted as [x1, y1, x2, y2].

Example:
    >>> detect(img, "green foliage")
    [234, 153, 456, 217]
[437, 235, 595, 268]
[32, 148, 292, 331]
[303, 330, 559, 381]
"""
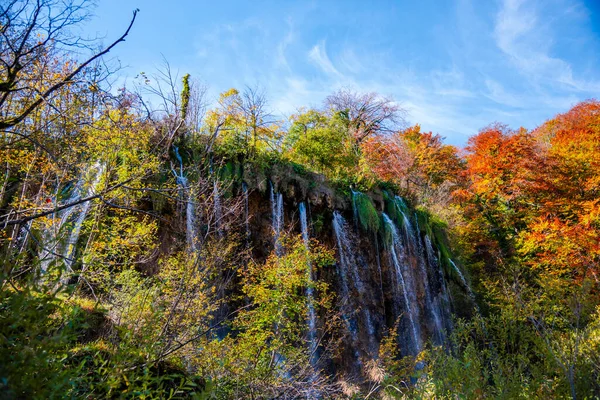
[180, 73, 191, 122]
[195, 234, 335, 398]
[285, 110, 358, 179]
[0, 286, 79, 399]
[397, 307, 600, 399]
[0, 283, 204, 399]
[312, 212, 326, 235]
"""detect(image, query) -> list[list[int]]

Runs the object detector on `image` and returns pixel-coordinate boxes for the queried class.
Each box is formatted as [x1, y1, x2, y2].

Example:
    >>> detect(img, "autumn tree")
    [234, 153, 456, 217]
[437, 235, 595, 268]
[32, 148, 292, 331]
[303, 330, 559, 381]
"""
[360, 124, 462, 212]
[0, 0, 138, 131]
[453, 104, 600, 398]
[360, 131, 411, 185]
[205, 86, 280, 159]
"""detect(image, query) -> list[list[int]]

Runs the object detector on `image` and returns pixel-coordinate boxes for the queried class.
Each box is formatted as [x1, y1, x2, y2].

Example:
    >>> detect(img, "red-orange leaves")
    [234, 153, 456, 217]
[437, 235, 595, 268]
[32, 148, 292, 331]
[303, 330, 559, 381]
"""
[465, 124, 541, 204]
[361, 125, 462, 192]
[360, 133, 411, 185]
[458, 101, 600, 303]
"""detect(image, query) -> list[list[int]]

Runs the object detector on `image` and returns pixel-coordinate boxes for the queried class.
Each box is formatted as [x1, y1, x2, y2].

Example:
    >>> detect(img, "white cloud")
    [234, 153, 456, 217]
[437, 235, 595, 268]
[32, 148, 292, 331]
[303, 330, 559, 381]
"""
[308, 41, 342, 77]
[276, 17, 294, 71]
[494, 0, 600, 92]
[339, 48, 364, 74]
[483, 78, 523, 107]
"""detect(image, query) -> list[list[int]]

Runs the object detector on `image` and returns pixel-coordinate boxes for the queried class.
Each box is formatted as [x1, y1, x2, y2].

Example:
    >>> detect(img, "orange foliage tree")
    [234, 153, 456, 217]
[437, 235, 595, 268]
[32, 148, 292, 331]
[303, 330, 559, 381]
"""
[361, 125, 462, 208]
[454, 102, 600, 397]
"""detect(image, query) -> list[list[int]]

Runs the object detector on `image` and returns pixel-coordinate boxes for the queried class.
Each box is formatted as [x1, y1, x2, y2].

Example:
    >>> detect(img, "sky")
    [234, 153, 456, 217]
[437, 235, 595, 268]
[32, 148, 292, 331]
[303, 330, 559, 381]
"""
[80, 0, 600, 145]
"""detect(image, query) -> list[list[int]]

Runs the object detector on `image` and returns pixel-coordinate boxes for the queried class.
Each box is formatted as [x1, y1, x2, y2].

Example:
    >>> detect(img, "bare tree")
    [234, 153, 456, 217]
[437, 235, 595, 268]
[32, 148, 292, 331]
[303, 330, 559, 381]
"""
[239, 85, 275, 155]
[325, 88, 405, 144]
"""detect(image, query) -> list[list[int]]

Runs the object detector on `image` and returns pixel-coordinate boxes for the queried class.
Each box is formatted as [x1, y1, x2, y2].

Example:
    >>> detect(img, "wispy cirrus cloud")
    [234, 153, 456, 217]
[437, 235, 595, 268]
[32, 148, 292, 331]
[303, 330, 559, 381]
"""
[180, 0, 600, 144]
[308, 41, 343, 78]
[275, 17, 294, 71]
[494, 0, 600, 92]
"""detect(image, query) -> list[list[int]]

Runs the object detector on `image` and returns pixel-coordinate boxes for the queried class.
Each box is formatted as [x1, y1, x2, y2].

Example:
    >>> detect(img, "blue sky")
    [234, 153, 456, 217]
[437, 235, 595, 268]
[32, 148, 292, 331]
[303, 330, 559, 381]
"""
[82, 0, 600, 145]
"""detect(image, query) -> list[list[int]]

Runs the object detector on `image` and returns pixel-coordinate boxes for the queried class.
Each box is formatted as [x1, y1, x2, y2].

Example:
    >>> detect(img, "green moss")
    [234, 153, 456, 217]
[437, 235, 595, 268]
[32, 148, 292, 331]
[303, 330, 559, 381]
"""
[180, 73, 191, 121]
[382, 190, 397, 218]
[434, 227, 452, 267]
[312, 213, 325, 235]
[382, 190, 411, 229]
[421, 211, 455, 277]
[291, 161, 308, 176]
[353, 191, 380, 233]
[415, 209, 433, 238]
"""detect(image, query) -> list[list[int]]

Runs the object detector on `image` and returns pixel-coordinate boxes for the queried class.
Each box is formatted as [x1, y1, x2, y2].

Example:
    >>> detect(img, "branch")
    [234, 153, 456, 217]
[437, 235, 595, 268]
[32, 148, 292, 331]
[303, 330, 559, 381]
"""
[0, 8, 139, 130]
[1, 177, 134, 227]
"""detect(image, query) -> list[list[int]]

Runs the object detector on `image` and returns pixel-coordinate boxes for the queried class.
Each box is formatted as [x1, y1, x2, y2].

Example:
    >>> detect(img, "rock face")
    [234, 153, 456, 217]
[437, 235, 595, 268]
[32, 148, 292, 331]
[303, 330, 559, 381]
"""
[241, 165, 462, 377]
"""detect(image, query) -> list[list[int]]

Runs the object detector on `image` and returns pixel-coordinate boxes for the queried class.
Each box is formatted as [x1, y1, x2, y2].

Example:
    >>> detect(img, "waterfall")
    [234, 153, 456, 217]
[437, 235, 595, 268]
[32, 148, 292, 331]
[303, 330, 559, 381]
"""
[270, 183, 284, 255]
[332, 212, 365, 296]
[62, 164, 105, 278]
[40, 163, 104, 279]
[39, 190, 80, 275]
[332, 211, 377, 358]
[187, 192, 198, 249]
[299, 202, 319, 372]
[450, 259, 478, 306]
[425, 235, 454, 332]
[394, 197, 418, 251]
[394, 197, 446, 345]
[350, 188, 359, 231]
[173, 146, 198, 251]
[213, 180, 222, 237]
[382, 213, 422, 354]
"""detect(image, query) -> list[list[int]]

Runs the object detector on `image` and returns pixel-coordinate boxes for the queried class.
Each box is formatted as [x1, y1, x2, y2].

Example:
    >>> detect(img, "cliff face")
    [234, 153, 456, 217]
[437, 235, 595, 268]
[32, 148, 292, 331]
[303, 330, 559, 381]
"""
[237, 162, 471, 376]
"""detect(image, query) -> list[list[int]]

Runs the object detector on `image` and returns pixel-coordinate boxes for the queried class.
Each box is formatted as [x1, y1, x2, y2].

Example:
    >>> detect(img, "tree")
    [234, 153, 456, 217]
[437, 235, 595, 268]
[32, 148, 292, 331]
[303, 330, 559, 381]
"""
[360, 124, 462, 211]
[204, 86, 280, 158]
[453, 104, 600, 398]
[325, 88, 403, 144]
[285, 109, 358, 178]
[0, 0, 138, 131]
[360, 131, 411, 185]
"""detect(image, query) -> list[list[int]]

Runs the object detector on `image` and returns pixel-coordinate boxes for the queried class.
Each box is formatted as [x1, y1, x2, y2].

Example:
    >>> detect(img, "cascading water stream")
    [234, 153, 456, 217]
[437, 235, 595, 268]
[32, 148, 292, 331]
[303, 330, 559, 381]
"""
[382, 213, 422, 354]
[173, 146, 198, 251]
[266, 183, 292, 380]
[449, 259, 479, 310]
[62, 164, 105, 280]
[394, 197, 446, 344]
[425, 235, 454, 331]
[270, 183, 284, 255]
[332, 212, 366, 295]
[350, 188, 359, 231]
[332, 212, 377, 357]
[39, 189, 81, 275]
[39, 163, 104, 279]
[299, 202, 319, 370]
